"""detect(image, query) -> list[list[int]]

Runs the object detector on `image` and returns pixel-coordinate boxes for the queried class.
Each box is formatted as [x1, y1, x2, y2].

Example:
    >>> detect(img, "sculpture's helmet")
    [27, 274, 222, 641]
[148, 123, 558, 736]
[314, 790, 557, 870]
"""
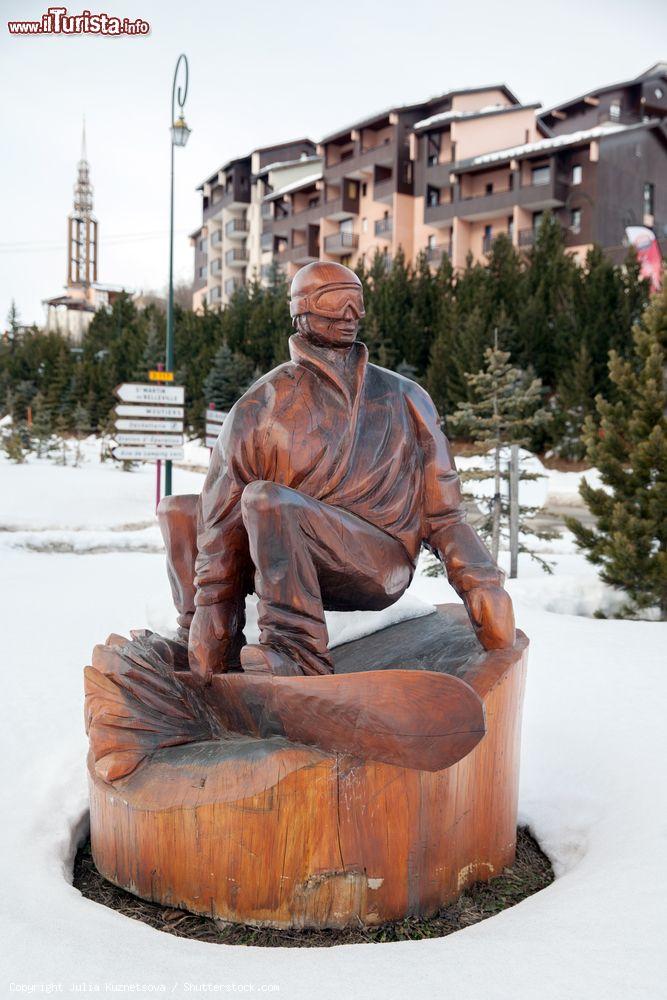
[289, 261, 365, 320]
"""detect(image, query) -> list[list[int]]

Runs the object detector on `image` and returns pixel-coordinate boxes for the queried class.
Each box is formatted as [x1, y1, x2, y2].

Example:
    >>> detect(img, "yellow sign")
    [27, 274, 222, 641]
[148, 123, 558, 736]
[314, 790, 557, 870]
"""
[149, 370, 174, 383]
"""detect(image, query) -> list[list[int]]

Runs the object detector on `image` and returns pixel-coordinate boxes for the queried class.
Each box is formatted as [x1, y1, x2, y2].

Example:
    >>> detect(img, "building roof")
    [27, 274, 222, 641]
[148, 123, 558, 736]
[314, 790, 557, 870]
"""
[264, 171, 323, 201]
[539, 62, 667, 121]
[413, 102, 541, 132]
[452, 120, 656, 172]
[256, 154, 322, 177]
[319, 84, 521, 143]
[197, 139, 315, 191]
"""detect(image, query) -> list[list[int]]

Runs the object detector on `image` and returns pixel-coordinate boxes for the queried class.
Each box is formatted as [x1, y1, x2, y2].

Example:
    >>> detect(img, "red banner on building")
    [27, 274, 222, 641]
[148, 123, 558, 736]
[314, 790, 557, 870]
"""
[625, 226, 663, 292]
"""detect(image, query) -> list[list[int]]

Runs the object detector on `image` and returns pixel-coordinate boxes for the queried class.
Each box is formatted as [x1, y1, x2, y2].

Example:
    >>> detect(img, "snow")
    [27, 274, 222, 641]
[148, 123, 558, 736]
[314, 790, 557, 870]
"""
[2, 446, 666, 998]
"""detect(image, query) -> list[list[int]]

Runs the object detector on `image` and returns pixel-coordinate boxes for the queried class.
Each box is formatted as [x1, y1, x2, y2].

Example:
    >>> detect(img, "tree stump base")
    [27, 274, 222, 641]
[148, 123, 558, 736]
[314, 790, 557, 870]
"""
[87, 605, 528, 929]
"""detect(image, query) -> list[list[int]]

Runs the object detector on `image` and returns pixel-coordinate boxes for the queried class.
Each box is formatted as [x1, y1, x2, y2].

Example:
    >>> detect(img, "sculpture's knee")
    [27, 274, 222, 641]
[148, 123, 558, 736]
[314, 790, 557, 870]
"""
[241, 480, 297, 529]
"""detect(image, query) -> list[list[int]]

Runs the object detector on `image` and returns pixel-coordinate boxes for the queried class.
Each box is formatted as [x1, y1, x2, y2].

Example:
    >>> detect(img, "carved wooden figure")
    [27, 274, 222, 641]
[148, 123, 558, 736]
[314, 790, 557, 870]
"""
[85, 261, 527, 930]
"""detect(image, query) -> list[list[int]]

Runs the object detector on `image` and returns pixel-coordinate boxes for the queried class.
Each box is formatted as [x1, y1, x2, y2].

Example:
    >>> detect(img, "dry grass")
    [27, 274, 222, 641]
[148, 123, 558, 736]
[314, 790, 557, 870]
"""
[73, 827, 553, 948]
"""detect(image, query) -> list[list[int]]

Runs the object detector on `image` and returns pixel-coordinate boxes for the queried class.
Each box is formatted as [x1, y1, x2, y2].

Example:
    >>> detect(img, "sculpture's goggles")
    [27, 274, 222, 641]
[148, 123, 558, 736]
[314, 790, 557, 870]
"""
[290, 283, 366, 320]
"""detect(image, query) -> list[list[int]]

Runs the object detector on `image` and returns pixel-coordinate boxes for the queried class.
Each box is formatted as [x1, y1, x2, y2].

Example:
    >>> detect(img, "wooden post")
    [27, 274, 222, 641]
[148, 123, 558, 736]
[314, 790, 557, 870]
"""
[509, 443, 519, 579]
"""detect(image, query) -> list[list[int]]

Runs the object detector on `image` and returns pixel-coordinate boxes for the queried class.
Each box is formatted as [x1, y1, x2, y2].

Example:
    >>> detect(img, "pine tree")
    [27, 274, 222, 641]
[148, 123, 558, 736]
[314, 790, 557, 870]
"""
[554, 342, 596, 460]
[516, 213, 579, 386]
[31, 391, 54, 458]
[203, 343, 255, 411]
[449, 338, 554, 571]
[566, 285, 667, 618]
[73, 402, 91, 466]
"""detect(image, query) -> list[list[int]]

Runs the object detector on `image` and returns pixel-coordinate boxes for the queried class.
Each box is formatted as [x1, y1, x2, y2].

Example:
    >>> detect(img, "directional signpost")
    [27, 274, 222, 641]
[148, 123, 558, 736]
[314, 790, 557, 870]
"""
[113, 383, 185, 510]
[205, 406, 227, 450]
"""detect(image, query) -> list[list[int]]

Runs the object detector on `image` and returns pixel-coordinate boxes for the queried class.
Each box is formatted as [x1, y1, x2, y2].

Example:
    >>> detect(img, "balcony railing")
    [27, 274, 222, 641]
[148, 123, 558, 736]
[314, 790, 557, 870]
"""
[225, 247, 248, 266]
[374, 217, 393, 238]
[426, 244, 451, 263]
[225, 217, 249, 237]
[224, 277, 245, 296]
[323, 231, 359, 254]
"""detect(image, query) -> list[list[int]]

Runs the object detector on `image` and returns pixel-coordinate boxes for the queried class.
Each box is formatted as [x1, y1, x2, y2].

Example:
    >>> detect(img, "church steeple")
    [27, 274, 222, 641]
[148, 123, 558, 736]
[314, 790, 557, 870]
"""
[67, 117, 97, 289]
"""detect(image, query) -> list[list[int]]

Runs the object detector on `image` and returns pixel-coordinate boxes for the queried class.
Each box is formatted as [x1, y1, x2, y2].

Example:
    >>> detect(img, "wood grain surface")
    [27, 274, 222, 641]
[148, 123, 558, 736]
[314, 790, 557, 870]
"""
[88, 605, 528, 928]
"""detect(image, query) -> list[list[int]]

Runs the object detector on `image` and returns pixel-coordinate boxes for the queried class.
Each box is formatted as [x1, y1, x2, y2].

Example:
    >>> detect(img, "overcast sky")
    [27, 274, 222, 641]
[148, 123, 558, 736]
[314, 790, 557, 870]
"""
[1, 0, 665, 326]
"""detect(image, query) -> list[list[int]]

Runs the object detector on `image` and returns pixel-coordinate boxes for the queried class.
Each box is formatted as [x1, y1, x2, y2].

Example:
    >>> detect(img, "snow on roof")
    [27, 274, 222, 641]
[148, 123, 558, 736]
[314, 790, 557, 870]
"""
[264, 171, 323, 201]
[257, 155, 322, 177]
[460, 121, 632, 169]
[414, 103, 532, 131]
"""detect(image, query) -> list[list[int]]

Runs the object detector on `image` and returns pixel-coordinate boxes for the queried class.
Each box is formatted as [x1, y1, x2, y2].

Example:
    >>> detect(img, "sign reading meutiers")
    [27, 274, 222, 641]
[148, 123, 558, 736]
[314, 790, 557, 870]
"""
[112, 383, 185, 463]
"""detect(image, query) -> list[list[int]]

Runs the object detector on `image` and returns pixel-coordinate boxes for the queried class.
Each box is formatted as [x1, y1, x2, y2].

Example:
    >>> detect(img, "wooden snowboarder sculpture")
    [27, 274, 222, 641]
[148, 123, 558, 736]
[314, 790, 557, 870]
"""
[84, 262, 527, 930]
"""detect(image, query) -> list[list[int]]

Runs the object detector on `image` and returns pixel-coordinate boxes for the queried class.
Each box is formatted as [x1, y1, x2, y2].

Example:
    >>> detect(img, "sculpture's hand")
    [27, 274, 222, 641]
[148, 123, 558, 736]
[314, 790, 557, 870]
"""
[463, 585, 515, 650]
[188, 603, 241, 682]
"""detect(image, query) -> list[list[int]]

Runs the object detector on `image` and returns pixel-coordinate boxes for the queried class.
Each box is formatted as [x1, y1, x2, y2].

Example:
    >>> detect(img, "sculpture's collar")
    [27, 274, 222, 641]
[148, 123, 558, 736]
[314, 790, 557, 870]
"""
[289, 334, 368, 408]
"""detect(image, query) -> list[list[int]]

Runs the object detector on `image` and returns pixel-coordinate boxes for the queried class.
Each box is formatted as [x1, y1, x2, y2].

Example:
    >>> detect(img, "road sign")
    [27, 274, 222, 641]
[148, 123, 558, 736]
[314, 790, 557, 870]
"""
[115, 404, 184, 419]
[149, 370, 174, 382]
[115, 432, 183, 447]
[112, 446, 185, 462]
[115, 418, 184, 433]
[205, 408, 227, 425]
[115, 383, 184, 405]
[205, 436, 218, 449]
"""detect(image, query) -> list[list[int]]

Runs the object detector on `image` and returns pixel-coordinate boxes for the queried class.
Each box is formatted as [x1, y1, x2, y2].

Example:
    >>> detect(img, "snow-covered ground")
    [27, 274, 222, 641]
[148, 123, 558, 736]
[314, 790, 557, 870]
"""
[1, 445, 665, 998]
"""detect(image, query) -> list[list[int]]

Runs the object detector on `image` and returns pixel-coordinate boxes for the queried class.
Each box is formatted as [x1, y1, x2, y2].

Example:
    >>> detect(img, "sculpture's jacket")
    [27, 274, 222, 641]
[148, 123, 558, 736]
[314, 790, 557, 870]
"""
[195, 334, 501, 608]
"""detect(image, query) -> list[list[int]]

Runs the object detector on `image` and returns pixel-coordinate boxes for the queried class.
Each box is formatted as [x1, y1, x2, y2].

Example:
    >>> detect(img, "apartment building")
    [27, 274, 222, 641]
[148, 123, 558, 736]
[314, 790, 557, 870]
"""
[264, 85, 538, 279]
[191, 64, 667, 304]
[191, 138, 316, 310]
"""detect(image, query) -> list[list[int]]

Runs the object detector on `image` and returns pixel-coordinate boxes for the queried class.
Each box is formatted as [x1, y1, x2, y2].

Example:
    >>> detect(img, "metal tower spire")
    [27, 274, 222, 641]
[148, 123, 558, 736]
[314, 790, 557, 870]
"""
[68, 118, 97, 288]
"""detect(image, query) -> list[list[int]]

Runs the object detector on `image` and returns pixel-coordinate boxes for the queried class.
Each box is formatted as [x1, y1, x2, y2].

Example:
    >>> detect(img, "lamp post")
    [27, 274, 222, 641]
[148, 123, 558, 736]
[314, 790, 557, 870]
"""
[165, 52, 191, 497]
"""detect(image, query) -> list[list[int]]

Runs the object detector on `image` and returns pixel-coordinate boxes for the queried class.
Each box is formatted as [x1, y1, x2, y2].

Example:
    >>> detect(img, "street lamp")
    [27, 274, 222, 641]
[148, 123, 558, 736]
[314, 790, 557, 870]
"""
[165, 52, 190, 497]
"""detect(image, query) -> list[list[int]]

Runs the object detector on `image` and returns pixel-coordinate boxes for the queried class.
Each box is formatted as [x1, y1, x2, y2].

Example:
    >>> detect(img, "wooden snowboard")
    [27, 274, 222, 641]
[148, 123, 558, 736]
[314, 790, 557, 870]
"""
[184, 665, 486, 773]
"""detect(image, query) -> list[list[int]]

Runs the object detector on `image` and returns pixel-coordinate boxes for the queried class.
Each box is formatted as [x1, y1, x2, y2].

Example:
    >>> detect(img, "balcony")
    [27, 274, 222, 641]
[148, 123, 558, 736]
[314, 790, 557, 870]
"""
[225, 247, 248, 268]
[276, 242, 319, 265]
[374, 217, 393, 239]
[224, 277, 245, 297]
[324, 137, 395, 182]
[425, 243, 451, 264]
[225, 217, 249, 240]
[323, 231, 359, 256]
[424, 172, 569, 227]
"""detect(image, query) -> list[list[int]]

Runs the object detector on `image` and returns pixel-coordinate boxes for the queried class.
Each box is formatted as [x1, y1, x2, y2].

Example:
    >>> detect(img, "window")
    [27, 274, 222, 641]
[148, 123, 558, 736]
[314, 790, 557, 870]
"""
[572, 164, 582, 185]
[532, 211, 544, 232]
[507, 216, 514, 239]
[483, 224, 492, 240]
[570, 208, 582, 234]
[427, 185, 440, 208]
[308, 196, 319, 208]
[655, 87, 664, 99]
[361, 217, 368, 233]
[339, 218, 354, 234]
[643, 182, 655, 218]
[532, 165, 551, 186]
[609, 100, 621, 120]
[427, 133, 441, 167]
[361, 182, 368, 197]
[198, 265, 207, 280]
[427, 234, 437, 250]
[485, 182, 493, 195]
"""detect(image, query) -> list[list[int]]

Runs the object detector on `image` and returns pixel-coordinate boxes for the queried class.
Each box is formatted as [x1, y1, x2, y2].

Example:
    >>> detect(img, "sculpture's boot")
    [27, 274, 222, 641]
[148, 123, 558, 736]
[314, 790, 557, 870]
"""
[240, 480, 413, 677]
[157, 494, 198, 640]
[240, 644, 304, 676]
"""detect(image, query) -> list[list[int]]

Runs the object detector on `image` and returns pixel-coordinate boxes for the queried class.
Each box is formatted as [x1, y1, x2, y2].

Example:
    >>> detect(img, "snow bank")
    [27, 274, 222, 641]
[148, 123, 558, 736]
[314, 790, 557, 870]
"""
[2, 445, 665, 999]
